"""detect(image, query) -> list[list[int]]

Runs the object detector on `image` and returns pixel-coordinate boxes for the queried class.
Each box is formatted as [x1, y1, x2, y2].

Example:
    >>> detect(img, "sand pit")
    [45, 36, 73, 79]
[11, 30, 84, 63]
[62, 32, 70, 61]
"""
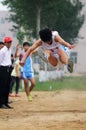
[0, 90, 86, 130]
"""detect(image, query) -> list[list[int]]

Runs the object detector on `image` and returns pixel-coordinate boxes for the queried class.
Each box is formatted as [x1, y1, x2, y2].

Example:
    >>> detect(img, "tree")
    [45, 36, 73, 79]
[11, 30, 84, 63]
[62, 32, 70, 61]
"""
[16, 31, 24, 44]
[2, 0, 85, 42]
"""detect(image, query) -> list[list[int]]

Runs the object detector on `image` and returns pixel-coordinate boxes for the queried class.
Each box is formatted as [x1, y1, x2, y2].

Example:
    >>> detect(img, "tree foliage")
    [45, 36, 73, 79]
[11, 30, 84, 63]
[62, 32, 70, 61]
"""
[2, 0, 85, 42]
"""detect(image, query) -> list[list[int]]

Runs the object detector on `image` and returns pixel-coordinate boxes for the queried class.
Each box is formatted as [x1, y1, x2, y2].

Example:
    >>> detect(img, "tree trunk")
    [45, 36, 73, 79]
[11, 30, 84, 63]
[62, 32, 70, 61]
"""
[36, 7, 41, 38]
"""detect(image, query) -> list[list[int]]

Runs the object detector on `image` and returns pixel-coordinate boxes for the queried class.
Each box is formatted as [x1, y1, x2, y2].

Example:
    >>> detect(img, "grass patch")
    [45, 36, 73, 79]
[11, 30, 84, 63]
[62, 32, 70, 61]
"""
[18, 75, 86, 92]
[33, 75, 86, 91]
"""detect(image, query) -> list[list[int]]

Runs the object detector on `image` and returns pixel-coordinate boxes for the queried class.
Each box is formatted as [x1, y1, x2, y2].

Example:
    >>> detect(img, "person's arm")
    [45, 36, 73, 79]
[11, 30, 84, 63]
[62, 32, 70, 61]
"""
[15, 64, 20, 78]
[15, 60, 21, 78]
[0, 46, 7, 63]
[30, 48, 38, 55]
[54, 34, 75, 49]
[20, 39, 42, 66]
[15, 44, 21, 58]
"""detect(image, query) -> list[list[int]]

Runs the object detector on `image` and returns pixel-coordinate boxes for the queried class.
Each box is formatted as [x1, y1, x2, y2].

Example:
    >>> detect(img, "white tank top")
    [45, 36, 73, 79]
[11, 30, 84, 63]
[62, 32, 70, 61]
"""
[41, 31, 62, 52]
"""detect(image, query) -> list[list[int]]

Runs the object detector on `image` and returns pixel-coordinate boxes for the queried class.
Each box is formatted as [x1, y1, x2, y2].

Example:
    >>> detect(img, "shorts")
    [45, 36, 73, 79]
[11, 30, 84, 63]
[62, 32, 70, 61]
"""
[61, 46, 70, 57]
[53, 46, 70, 61]
[39, 45, 70, 63]
[21, 71, 34, 79]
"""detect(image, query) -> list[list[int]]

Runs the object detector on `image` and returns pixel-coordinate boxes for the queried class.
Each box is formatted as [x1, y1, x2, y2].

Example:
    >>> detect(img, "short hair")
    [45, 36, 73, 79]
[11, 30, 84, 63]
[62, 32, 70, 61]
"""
[23, 42, 30, 47]
[0, 41, 4, 45]
[39, 28, 52, 42]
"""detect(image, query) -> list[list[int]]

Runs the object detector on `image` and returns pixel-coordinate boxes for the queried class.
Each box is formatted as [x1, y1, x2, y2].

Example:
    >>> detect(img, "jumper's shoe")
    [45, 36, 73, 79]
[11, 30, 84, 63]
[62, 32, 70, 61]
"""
[28, 94, 32, 101]
[67, 60, 74, 73]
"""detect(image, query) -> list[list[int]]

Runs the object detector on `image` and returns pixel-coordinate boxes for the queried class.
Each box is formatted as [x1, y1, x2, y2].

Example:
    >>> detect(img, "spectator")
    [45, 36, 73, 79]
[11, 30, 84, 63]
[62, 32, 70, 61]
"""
[9, 57, 21, 97]
[0, 36, 13, 109]
[22, 42, 35, 101]
[15, 42, 35, 101]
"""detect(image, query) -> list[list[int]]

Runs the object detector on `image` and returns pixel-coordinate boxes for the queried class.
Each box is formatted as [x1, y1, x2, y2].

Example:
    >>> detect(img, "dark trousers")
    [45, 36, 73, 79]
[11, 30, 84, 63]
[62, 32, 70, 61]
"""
[10, 76, 20, 94]
[0, 66, 11, 106]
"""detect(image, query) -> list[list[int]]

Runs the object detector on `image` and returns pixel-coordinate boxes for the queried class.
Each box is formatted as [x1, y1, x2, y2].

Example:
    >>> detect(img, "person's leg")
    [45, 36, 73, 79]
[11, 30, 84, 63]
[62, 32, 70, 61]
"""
[9, 76, 15, 94]
[0, 67, 10, 105]
[58, 47, 74, 73]
[0, 67, 13, 109]
[67, 59, 74, 73]
[57, 48, 68, 65]
[4, 67, 13, 108]
[29, 78, 35, 92]
[5, 70, 11, 104]
[24, 78, 29, 96]
[9, 76, 16, 97]
[0, 67, 7, 106]
[27, 77, 35, 101]
[15, 77, 20, 95]
[23, 77, 35, 101]
[45, 50, 58, 66]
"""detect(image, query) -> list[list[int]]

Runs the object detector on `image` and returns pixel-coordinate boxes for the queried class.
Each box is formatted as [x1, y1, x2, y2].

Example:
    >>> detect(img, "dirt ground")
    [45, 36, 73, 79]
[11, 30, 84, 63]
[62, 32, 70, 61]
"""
[0, 90, 86, 130]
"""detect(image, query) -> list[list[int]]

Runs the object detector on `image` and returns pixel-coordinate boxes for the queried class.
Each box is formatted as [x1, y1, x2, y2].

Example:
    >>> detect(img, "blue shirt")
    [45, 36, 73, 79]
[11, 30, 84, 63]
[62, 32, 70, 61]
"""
[23, 56, 34, 74]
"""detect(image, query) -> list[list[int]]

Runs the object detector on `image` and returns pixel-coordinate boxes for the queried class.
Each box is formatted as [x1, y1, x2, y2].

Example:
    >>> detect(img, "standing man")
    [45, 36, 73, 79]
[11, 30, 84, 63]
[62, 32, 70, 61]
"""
[0, 36, 13, 109]
[9, 57, 21, 97]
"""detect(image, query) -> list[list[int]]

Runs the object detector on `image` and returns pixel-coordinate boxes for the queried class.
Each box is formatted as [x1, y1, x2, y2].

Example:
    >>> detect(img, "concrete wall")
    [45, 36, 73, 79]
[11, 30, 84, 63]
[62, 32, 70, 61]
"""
[71, 0, 86, 74]
[0, 11, 18, 53]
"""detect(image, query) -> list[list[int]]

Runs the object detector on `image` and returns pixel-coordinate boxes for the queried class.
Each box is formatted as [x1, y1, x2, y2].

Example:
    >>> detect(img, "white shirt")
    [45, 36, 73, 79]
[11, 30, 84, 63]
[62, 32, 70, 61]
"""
[42, 31, 62, 51]
[0, 46, 12, 66]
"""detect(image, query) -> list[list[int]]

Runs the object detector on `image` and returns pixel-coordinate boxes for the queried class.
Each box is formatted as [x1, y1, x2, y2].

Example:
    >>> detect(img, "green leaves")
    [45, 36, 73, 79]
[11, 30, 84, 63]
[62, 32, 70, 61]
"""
[2, 0, 84, 42]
